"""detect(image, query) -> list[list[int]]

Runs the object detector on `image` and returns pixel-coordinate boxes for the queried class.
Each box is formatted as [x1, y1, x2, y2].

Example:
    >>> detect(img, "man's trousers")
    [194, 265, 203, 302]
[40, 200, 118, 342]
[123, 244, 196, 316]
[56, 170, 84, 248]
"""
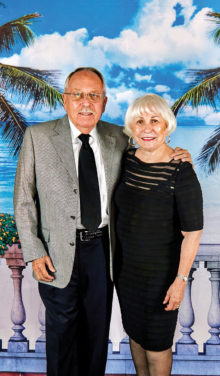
[39, 227, 113, 376]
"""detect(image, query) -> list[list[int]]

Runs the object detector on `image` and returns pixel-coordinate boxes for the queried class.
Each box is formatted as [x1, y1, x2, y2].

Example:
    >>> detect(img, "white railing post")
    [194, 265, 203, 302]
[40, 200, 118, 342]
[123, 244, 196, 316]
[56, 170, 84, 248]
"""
[175, 262, 199, 355]
[204, 261, 220, 355]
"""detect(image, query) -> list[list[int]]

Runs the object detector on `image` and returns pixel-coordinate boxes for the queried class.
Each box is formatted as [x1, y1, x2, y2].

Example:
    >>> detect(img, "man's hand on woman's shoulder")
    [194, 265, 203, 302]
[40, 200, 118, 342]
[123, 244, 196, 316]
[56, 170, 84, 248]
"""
[171, 147, 192, 164]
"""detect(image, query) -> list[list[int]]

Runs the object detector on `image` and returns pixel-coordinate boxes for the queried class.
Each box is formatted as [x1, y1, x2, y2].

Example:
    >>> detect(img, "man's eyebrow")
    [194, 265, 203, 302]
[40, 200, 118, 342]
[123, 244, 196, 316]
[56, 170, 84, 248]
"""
[70, 88, 101, 92]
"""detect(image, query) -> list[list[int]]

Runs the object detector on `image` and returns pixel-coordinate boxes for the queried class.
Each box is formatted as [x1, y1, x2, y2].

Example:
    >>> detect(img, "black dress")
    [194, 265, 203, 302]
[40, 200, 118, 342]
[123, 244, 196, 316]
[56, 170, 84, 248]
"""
[114, 149, 203, 351]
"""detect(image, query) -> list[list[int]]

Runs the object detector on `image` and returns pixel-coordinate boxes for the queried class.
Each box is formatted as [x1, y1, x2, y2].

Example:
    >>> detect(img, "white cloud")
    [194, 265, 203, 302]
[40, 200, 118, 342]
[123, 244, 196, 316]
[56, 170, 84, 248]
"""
[174, 70, 194, 83]
[2, 0, 219, 77]
[105, 85, 145, 120]
[14, 101, 65, 122]
[177, 0, 196, 24]
[180, 105, 220, 125]
[2, 0, 219, 123]
[162, 93, 176, 106]
[1, 29, 109, 88]
[135, 73, 152, 82]
[155, 84, 170, 93]
[204, 112, 220, 126]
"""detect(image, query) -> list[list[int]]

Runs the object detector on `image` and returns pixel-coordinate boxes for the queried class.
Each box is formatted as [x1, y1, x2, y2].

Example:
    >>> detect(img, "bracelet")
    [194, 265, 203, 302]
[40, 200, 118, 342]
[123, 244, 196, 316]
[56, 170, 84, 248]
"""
[177, 274, 188, 282]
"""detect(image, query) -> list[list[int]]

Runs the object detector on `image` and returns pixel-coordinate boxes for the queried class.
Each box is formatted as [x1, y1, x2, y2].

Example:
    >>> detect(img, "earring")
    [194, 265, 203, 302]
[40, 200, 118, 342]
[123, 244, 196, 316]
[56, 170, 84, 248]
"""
[166, 135, 171, 144]
[128, 136, 135, 147]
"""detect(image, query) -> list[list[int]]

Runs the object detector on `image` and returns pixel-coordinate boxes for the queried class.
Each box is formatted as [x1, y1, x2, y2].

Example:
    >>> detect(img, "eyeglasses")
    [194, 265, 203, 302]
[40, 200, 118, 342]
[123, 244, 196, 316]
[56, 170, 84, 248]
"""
[64, 91, 105, 103]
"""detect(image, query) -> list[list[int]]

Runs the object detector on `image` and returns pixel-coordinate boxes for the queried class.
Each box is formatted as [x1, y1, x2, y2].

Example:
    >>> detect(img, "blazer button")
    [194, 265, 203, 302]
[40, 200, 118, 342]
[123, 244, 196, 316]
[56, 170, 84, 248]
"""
[70, 216, 75, 219]
[74, 189, 78, 194]
[69, 242, 75, 246]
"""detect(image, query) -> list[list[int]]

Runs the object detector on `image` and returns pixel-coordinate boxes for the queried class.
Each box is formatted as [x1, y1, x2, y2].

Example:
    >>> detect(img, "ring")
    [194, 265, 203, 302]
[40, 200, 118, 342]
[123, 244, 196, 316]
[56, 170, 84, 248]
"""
[176, 305, 180, 309]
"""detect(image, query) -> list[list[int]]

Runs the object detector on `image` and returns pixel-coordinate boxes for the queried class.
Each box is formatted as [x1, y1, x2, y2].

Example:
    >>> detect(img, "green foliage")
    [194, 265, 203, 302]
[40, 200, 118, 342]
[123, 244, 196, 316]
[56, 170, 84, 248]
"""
[172, 11, 220, 175]
[0, 63, 63, 110]
[172, 68, 220, 115]
[0, 13, 41, 53]
[0, 11, 63, 155]
[207, 11, 220, 45]
[0, 213, 20, 254]
[0, 94, 27, 155]
[197, 127, 220, 174]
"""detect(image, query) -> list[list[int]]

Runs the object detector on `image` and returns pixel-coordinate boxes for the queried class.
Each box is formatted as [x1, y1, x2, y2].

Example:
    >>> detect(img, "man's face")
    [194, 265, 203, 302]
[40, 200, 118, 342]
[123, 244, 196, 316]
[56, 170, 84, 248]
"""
[63, 70, 107, 134]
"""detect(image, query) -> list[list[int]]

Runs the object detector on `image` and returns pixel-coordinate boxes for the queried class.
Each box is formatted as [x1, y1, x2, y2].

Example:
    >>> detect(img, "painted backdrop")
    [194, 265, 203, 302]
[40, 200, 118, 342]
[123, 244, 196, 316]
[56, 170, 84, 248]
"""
[0, 0, 220, 374]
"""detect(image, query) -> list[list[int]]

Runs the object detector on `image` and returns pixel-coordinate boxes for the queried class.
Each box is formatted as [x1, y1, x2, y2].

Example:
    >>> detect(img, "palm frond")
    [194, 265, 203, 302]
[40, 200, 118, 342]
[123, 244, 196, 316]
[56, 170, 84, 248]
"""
[0, 63, 63, 109]
[0, 13, 41, 53]
[172, 68, 220, 115]
[197, 126, 220, 174]
[207, 11, 220, 45]
[0, 2, 6, 8]
[0, 94, 28, 155]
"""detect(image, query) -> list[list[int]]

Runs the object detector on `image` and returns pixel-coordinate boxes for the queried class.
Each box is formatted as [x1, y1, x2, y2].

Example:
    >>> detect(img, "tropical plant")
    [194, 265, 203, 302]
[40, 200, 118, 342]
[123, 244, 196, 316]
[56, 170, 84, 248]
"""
[0, 7, 63, 155]
[172, 11, 220, 174]
[0, 213, 20, 254]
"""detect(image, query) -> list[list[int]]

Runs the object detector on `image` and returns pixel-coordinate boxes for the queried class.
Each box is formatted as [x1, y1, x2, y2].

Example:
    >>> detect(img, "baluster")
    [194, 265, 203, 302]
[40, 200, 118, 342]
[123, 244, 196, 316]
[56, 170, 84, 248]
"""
[119, 335, 130, 355]
[119, 336, 135, 375]
[175, 262, 199, 355]
[35, 300, 46, 352]
[4, 244, 29, 352]
[108, 339, 113, 354]
[8, 265, 29, 352]
[204, 261, 220, 355]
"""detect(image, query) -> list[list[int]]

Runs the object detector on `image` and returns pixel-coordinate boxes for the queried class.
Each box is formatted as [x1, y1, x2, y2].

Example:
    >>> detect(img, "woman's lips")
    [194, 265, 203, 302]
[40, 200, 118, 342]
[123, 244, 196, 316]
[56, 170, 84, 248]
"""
[142, 137, 155, 141]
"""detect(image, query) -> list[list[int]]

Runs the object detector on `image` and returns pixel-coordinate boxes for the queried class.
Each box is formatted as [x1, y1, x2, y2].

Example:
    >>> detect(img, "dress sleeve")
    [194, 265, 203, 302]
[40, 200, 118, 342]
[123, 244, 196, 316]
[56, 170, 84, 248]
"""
[174, 162, 203, 232]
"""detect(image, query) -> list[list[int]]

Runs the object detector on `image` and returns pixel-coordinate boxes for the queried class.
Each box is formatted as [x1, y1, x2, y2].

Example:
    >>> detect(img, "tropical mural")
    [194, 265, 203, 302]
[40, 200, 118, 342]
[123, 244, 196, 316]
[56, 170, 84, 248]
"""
[0, 0, 219, 374]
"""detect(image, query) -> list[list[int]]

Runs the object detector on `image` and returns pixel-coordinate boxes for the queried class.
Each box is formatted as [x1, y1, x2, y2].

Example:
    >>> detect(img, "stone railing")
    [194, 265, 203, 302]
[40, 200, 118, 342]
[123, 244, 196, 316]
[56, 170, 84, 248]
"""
[0, 243, 220, 375]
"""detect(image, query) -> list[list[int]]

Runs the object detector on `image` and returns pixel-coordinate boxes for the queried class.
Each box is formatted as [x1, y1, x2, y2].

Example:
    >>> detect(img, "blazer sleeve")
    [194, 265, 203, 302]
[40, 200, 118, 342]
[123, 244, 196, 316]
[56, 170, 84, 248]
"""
[13, 127, 48, 263]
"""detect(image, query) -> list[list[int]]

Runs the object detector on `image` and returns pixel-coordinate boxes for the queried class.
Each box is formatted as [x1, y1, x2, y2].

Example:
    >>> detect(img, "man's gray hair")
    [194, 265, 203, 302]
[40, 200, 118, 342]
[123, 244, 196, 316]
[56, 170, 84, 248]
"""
[124, 93, 177, 137]
[64, 67, 106, 94]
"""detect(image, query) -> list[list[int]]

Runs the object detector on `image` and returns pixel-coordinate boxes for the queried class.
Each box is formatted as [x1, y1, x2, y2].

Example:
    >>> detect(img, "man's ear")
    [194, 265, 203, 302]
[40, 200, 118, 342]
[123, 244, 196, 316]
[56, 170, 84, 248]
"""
[102, 96, 108, 114]
[62, 94, 67, 110]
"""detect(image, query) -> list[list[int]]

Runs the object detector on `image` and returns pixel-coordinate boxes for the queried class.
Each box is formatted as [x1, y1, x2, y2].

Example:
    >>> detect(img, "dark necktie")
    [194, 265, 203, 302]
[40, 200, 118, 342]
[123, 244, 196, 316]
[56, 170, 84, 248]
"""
[78, 134, 101, 231]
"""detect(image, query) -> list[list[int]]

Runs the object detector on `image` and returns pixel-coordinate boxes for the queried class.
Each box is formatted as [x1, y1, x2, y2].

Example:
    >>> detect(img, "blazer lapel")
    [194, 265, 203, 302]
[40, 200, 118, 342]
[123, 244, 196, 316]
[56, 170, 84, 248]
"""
[50, 115, 78, 186]
[97, 121, 116, 198]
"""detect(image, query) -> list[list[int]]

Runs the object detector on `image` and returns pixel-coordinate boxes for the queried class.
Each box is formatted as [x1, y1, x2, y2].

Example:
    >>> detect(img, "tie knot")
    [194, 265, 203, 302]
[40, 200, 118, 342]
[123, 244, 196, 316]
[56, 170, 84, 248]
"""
[79, 134, 90, 144]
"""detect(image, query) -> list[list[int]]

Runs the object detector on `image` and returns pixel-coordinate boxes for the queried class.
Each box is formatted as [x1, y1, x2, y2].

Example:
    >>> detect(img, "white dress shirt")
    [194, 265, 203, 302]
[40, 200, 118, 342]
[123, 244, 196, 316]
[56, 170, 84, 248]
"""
[68, 119, 109, 229]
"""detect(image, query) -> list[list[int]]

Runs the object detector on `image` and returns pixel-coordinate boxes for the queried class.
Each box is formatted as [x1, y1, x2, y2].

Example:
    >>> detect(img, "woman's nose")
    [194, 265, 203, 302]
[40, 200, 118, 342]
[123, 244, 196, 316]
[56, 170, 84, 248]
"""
[142, 122, 152, 132]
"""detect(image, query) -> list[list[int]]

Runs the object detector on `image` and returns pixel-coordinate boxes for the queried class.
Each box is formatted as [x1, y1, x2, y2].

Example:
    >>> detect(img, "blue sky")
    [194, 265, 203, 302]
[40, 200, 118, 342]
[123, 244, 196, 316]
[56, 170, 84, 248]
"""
[1, 0, 220, 125]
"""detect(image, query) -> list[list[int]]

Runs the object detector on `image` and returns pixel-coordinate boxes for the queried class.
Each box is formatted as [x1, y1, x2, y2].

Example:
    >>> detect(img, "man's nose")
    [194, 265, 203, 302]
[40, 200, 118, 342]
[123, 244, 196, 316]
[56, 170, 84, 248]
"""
[81, 94, 91, 103]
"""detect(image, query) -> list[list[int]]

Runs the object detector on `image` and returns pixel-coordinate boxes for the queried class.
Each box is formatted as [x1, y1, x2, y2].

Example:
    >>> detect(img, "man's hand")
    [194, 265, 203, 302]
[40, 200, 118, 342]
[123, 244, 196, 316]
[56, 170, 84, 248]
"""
[32, 255, 55, 282]
[172, 147, 192, 164]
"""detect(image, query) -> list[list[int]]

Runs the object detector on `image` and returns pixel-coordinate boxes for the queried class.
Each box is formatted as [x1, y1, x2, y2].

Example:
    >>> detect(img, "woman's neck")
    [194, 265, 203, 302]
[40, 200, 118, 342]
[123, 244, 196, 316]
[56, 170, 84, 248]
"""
[135, 143, 173, 163]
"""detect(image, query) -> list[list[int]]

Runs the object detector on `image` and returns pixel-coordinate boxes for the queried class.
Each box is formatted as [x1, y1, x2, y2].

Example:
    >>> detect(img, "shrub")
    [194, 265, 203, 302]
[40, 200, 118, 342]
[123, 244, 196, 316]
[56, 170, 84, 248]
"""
[0, 213, 20, 255]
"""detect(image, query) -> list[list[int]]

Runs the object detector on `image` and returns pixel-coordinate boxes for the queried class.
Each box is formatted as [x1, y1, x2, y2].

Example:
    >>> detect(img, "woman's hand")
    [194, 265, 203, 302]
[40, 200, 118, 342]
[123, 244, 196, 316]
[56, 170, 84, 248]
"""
[163, 278, 187, 311]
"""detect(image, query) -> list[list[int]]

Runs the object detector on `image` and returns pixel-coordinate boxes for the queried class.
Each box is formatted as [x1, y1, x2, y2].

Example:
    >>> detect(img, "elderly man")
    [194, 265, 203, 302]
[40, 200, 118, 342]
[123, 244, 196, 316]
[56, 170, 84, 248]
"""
[14, 67, 191, 376]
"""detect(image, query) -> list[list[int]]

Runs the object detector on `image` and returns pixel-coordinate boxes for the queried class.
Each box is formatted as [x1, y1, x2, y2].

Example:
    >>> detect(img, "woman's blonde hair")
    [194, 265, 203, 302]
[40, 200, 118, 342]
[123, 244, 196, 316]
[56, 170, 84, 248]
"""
[124, 93, 177, 137]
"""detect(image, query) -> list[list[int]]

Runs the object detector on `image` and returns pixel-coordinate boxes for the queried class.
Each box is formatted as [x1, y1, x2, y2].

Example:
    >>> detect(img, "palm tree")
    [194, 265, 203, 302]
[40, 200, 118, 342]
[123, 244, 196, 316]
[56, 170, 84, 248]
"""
[0, 8, 63, 155]
[172, 12, 220, 174]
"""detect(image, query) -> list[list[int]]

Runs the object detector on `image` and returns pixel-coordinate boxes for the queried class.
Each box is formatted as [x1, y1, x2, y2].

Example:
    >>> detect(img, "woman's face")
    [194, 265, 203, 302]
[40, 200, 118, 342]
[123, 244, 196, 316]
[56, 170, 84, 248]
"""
[131, 109, 168, 151]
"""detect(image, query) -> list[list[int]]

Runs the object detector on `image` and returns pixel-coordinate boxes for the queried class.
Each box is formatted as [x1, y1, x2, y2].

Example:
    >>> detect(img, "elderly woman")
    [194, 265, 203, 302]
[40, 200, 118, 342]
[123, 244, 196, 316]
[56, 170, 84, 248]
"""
[114, 94, 203, 376]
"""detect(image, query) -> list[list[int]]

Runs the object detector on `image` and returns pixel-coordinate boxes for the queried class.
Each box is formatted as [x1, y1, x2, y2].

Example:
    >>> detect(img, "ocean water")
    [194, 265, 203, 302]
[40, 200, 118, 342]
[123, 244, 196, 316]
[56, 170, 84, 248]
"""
[0, 136, 17, 214]
[0, 124, 219, 242]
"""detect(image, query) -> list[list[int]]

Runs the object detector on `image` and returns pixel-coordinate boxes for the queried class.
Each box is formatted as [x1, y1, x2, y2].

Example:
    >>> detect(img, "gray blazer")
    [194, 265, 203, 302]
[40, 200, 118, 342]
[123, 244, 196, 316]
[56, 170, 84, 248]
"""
[14, 115, 128, 288]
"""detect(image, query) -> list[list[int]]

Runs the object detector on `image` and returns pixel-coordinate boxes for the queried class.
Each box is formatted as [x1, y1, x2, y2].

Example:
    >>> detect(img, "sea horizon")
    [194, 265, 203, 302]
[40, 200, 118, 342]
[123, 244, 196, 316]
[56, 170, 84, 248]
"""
[0, 123, 219, 243]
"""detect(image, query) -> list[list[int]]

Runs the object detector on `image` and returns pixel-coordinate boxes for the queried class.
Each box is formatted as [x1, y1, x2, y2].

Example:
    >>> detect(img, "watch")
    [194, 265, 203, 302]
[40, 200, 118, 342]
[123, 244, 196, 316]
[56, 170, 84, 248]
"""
[177, 274, 188, 282]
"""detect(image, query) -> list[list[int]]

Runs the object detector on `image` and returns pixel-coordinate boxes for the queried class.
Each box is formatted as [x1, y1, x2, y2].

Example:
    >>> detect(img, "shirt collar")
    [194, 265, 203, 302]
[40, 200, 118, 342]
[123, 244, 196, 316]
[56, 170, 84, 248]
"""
[68, 118, 98, 142]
